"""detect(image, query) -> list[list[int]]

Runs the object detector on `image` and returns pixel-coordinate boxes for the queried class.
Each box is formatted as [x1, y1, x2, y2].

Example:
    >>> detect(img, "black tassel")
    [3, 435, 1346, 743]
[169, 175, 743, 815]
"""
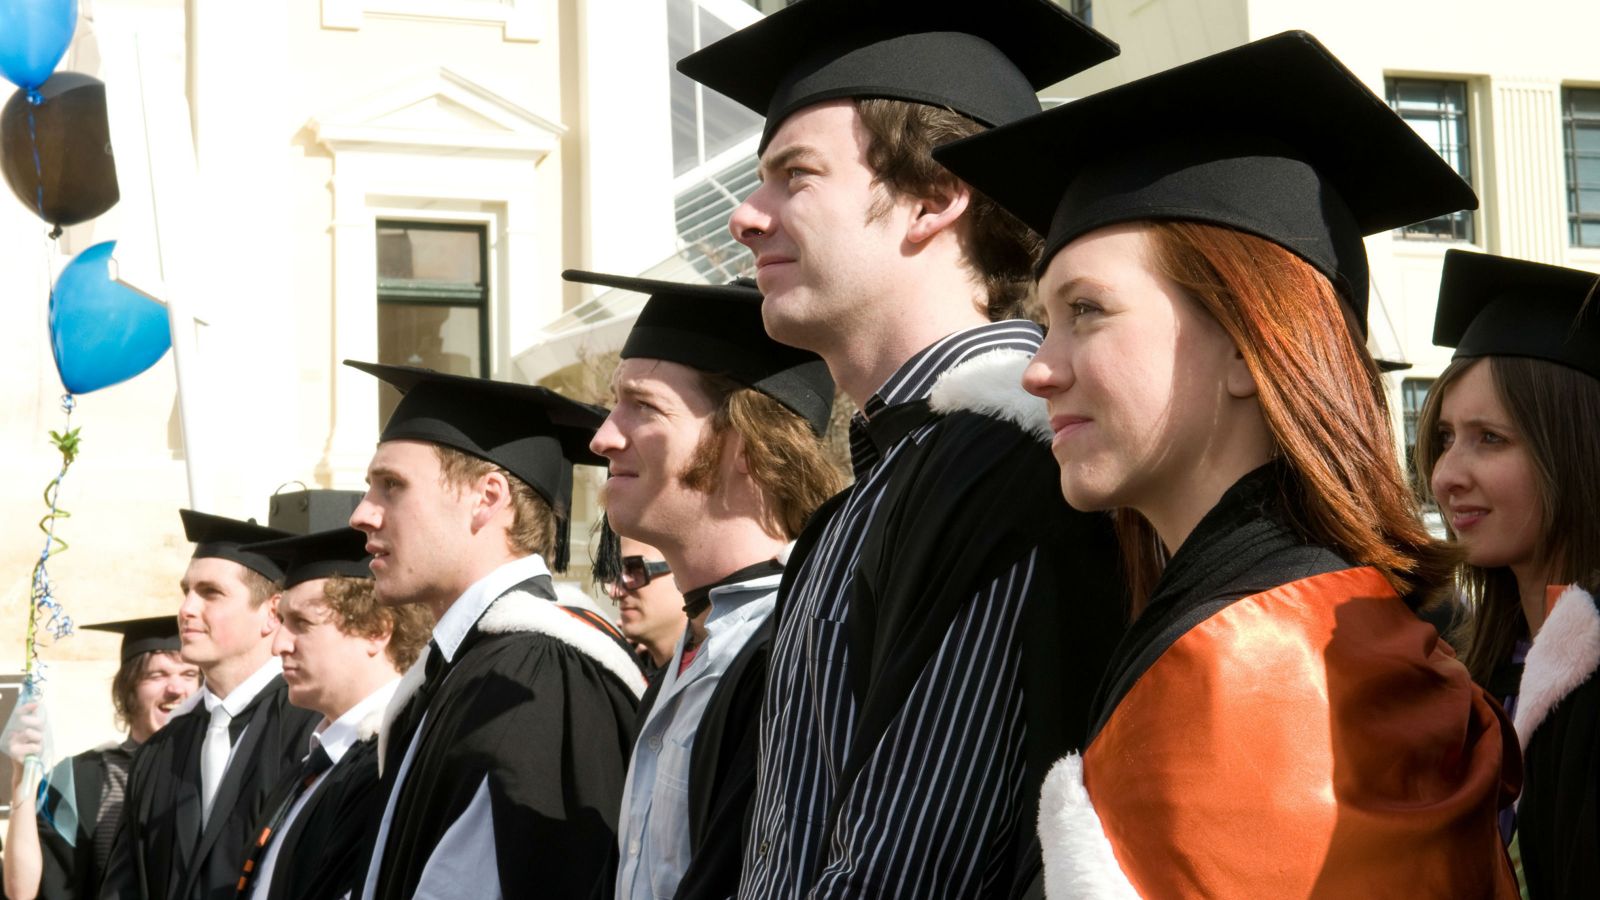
[591, 513, 623, 587]
[553, 516, 571, 574]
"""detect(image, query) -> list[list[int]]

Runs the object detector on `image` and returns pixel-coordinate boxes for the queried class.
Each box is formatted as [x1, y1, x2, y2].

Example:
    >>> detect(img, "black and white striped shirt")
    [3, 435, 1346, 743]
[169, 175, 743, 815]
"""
[739, 321, 1045, 899]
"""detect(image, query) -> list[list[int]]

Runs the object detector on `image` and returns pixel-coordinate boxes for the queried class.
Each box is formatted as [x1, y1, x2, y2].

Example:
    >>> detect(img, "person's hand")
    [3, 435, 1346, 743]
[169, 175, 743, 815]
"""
[5, 702, 44, 794]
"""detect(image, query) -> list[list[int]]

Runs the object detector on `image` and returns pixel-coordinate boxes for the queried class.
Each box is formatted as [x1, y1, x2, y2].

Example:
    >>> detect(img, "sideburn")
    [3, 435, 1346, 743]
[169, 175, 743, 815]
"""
[679, 423, 728, 494]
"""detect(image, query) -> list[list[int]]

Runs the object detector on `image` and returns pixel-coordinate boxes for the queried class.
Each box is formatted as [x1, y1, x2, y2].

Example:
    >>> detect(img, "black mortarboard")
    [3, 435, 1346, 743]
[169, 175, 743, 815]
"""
[676, 0, 1118, 153]
[931, 31, 1479, 331]
[1433, 249, 1600, 381]
[562, 270, 835, 435]
[180, 509, 292, 581]
[241, 527, 374, 589]
[84, 616, 181, 663]
[343, 361, 608, 571]
[1376, 359, 1413, 373]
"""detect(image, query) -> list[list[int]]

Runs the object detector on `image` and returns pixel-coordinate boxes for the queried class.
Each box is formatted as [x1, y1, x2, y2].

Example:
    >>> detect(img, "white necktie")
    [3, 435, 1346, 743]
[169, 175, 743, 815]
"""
[200, 704, 233, 827]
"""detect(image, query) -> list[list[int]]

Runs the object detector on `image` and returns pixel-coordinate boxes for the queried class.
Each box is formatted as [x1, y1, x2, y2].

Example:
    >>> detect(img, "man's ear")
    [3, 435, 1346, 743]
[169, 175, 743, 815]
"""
[471, 469, 513, 532]
[262, 594, 283, 635]
[906, 179, 972, 245]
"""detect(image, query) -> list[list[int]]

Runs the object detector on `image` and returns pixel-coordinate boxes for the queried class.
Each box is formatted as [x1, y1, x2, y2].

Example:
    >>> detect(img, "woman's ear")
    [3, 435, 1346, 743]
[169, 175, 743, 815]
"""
[1225, 349, 1259, 400]
[906, 179, 972, 245]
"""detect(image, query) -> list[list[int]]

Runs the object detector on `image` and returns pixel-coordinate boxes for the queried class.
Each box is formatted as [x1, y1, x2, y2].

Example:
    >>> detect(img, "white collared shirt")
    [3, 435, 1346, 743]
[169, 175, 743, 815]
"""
[196, 656, 284, 777]
[616, 569, 781, 900]
[249, 677, 400, 900]
[360, 554, 551, 900]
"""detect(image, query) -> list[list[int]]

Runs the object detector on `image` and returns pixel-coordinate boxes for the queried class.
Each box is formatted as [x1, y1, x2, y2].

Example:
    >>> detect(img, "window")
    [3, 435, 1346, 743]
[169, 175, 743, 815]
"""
[375, 221, 489, 421]
[1386, 78, 1474, 242]
[1401, 377, 1434, 497]
[669, 0, 764, 177]
[1068, 0, 1092, 25]
[1564, 87, 1600, 247]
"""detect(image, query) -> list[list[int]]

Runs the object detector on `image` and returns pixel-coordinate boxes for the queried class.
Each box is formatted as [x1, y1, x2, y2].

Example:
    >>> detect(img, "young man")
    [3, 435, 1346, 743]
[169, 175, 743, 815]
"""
[608, 537, 687, 680]
[345, 362, 645, 900]
[569, 269, 841, 900]
[101, 511, 322, 900]
[677, 1, 1128, 895]
[234, 526, 432, 900]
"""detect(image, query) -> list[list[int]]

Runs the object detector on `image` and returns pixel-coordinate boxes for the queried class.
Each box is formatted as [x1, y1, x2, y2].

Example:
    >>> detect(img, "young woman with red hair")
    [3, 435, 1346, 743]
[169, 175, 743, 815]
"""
[935, 32, 1520, 897]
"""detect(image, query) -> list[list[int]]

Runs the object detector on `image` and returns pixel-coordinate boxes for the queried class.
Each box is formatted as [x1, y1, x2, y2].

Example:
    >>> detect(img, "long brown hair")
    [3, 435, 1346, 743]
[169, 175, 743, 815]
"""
[1415, 355, 1600, 685]
[1112, 221, 1457, 613]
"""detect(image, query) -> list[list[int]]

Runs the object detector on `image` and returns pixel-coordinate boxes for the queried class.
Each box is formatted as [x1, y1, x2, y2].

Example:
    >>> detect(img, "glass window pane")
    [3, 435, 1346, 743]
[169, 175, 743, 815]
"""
[1568, 88, 1600, 119]
[376, 304, 485, 421]
[1388, 79, 1471, 240]
[1579, 219, 1600, 247]
[1572, 125, 1600, 155]
[376, 225, 482, 286]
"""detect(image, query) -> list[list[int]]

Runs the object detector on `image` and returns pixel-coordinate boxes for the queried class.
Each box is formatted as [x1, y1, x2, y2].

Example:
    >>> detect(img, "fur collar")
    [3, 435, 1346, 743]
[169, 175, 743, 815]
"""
[1035, 700, 1551, 896]
[1514, 584, 1600, 750]
[928, 347, 1051, 442]
[378, 589, 646, 774]
[1039, 754, 1143, 898]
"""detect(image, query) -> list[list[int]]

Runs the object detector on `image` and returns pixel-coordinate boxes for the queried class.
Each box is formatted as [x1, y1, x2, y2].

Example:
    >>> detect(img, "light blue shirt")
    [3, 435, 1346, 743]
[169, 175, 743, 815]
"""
[360, 554, 551, 900]
[615, 569, 780, 900]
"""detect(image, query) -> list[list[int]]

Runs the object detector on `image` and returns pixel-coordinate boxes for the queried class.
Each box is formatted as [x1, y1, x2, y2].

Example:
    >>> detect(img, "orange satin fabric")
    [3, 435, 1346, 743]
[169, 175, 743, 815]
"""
[1083, 567, 1521, 898]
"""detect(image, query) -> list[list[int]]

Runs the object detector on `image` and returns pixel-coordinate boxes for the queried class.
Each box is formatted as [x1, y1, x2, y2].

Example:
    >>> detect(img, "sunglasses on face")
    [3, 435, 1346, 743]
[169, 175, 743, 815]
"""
[617, 555, 672, 592]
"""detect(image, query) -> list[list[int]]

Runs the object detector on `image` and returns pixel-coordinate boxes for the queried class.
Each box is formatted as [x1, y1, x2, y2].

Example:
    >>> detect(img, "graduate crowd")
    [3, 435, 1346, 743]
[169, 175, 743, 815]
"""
[5, 0, 1599, 897]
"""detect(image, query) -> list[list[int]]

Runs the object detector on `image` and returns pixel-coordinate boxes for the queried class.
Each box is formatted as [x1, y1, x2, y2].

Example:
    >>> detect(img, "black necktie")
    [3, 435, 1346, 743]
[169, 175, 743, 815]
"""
[235, 744, 334, 897]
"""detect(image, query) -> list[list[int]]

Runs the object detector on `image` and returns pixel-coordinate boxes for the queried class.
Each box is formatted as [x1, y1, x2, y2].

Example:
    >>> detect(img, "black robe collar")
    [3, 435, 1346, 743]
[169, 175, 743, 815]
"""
[681, 559, 785, 619]
[1084, 462, 1349, 744]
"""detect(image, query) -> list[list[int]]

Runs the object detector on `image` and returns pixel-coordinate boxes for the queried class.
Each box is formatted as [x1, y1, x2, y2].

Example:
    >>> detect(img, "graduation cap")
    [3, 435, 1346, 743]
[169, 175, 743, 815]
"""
[343, 361, 609, 571]
[241, 527, 374, 589]
[562, 270, 835, 435]
[931, 30, 1480, 332]
[83, 616, 181, 663]
[180, 509, 292, 582]
[676, 0, 1118, 153]
[1433, 249, 1600, 381]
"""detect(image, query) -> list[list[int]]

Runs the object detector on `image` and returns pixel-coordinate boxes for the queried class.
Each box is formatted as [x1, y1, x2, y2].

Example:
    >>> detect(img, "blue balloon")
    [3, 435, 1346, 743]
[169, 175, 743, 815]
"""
[50, 240, 171, 394]
[0, 0, 78, 91]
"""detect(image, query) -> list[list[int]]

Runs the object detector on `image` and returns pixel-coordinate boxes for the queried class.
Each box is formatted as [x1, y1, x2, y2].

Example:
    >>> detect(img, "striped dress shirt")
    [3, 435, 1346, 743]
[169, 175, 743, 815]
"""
[739, 320, 1046, 899]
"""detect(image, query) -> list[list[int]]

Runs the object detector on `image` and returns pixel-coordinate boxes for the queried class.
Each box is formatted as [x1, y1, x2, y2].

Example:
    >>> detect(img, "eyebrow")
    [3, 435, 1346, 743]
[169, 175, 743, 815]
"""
[757, 144, 822, 183]
[366, 465, 404, 484]
[1049, 276, 1113, 301]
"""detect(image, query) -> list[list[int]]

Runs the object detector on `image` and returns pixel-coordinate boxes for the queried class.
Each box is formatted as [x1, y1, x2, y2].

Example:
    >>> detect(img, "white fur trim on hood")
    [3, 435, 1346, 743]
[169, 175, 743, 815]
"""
[1039, 754, 1142, 899]
[1514, 584, 1600, 751]
[928, 347, 1051, 442]
[377, 589, 647, 774]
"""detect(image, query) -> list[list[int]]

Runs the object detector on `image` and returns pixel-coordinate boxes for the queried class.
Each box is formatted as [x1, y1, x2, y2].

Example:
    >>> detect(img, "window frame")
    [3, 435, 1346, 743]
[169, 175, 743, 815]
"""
[374, 218, 492, 379]
[1563, 85, 1600, 248]
[1385, 76, 1476, 243]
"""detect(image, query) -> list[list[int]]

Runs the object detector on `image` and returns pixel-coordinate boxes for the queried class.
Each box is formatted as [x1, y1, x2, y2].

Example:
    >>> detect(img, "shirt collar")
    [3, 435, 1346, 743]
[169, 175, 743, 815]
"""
[433, 555, 552, 663]
[849, 320, 1045, 475]
[311, 677, 400, 765]
[202, 656, 284, 717]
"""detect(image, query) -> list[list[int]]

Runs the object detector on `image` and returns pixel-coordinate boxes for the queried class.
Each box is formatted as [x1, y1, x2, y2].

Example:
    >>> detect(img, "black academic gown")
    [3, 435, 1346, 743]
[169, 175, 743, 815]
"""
[369, 582, 643, 900]
[99, 676, 320, 900]
[779, 386, 1125, 897]
[253, 736, 384, 900]
[1515, 584, 1600, 899]
[36, 743, 130, 897]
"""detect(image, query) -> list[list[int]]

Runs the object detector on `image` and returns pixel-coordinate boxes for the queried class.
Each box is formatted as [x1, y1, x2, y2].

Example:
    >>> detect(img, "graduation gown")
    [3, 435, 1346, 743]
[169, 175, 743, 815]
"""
[35, 742, 131, 897]
[99, 676, 320, 900]
[254, 733, 385, 900]
[1037, 465, 1521, 898]
[774, 346, 1126, 896]
[368, 585, 645, 900]
[1513, 583, 1600, 899]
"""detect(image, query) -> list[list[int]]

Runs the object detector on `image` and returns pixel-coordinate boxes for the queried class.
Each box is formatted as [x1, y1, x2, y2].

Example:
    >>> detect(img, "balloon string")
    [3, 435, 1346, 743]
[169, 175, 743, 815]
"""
[25, 395, 79, 696]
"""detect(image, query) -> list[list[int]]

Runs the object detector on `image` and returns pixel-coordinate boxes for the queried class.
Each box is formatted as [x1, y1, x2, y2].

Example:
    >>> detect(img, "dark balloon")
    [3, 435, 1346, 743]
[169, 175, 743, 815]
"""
[1, 71, 118, 229]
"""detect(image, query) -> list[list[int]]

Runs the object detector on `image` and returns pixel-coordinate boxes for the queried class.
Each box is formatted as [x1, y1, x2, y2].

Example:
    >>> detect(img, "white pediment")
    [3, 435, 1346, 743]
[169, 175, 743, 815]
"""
[311, 66, 565, 156]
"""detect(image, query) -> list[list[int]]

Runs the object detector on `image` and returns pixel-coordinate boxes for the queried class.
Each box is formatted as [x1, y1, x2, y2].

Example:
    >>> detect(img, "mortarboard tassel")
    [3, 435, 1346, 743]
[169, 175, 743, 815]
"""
[553, 516, 571, 574]
[590, 513, 623, 588]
